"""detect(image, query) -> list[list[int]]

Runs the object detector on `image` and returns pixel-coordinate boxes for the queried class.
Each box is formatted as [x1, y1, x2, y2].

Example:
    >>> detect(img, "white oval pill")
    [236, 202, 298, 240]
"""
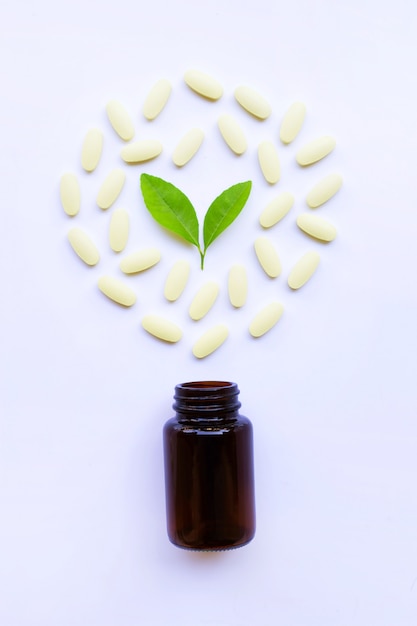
[164, 260, 190, 302]
[189, 281, 219, 321]
[296, 136, 336, 166]
[97, 169, 126, 210]
[106, 100, 134, 141]
[120, 140, 162, 164]
[234, 85, 271, 120]
[288, 251, 320, 290]
[119, 248, 161, 274]
[184, 69, 223, 100]
[217, 114, 247, 155]
[297, 213, 337, 242]
[306, 173, 343, 208]
[172, 128, 204, 167]
[143, 79, 172, 120]
[68, 227, 100, 266]
[98, 275, 136, 306]
[228, 265, 248, 308]
[109, 208, 129, 252]
[260, 192, 294, 228]
[258, 141, 280, 184]
[280, 102, 306, 144]
[142, 315, 182, 343]
[193, 324, 229, 359]
[81, 128, 103, 172]
[254, 237, 281, 278]
[60, 172, 80, 216]
[249, 302, 284, 337]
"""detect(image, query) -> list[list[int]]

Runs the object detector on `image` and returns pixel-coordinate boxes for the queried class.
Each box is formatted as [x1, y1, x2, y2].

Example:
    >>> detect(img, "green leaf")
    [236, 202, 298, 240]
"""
[139, 174, 252, 270]
[140, 173, 200, 248]
[203, 181, 252, 252]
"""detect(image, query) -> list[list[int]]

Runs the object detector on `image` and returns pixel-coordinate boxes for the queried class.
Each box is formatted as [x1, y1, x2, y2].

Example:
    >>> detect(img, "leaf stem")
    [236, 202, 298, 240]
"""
[199, 248, 205, 270]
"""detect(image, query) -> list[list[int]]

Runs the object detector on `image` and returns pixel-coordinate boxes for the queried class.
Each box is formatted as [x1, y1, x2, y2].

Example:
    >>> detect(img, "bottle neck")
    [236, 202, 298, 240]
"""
[173, 381, 241, 423]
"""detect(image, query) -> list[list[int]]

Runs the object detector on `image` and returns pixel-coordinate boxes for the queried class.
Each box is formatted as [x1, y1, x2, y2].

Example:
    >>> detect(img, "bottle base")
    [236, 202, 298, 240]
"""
[168, 535, 255, 552]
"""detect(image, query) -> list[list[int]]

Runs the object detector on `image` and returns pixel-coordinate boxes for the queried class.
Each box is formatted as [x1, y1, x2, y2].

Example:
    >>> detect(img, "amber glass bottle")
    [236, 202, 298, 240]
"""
[163, 381, 255, 551]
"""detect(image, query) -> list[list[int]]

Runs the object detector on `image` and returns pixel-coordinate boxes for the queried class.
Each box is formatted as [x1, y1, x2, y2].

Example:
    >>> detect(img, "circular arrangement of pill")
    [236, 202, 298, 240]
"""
[60, 69, 343, 359]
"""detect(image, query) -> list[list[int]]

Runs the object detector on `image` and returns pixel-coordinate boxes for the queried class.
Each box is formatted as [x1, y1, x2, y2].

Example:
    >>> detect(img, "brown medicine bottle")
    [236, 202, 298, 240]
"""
[163, 381, 255, 551]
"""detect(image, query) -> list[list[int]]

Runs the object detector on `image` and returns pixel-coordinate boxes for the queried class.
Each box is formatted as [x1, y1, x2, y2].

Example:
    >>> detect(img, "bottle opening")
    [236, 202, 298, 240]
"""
[173, 381, 241, 418]
[179, 381, 234, 390]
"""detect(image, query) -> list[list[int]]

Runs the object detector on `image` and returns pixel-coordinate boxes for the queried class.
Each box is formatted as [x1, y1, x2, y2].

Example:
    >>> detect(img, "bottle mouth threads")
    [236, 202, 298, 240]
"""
[173, 381, 241, 417]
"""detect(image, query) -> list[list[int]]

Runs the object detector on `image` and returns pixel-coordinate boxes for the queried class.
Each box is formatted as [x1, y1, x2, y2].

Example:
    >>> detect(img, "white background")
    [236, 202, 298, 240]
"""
[1, 0, 417, 624]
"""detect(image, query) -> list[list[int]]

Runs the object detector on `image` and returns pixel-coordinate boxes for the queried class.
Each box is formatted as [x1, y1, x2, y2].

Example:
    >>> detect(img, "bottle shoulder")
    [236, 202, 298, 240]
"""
[164, 414, 252, 434]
